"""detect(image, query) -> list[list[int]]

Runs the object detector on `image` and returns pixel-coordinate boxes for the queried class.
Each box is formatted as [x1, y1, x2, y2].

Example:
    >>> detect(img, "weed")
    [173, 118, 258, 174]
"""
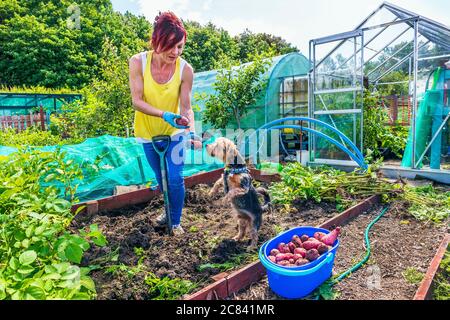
[402, 267, 424, 285]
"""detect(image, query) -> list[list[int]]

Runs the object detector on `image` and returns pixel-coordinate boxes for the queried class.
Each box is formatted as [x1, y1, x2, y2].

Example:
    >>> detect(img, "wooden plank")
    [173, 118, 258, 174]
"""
[320, 194, 381, 229]
[225, 261, 267, 297]
[184, 278, 228, 300]
[249, 168, 281, 183]
[414, 234, 450, 300]
[97, 188, 160, 213]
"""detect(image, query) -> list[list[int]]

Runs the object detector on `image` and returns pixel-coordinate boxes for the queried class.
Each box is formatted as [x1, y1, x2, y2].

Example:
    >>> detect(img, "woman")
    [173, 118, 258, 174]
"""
[129, 11, 202, 235]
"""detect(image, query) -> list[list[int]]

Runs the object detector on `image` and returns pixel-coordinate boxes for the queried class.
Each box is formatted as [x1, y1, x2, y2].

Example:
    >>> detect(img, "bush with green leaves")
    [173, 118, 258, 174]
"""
[0, 149, 106, 300]
[363, 90, 408, 159]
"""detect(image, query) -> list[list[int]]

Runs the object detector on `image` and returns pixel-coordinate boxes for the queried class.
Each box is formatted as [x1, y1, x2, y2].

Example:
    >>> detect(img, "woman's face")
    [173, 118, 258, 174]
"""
[159, 36, 185, 64]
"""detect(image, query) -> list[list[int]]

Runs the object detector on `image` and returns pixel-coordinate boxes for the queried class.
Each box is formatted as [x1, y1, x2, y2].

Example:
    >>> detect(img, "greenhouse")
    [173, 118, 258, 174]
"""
[308, 2, 450, 182]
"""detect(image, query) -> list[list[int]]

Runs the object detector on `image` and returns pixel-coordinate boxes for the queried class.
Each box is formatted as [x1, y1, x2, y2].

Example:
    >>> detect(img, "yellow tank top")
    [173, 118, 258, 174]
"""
[134, 50, 182, 140]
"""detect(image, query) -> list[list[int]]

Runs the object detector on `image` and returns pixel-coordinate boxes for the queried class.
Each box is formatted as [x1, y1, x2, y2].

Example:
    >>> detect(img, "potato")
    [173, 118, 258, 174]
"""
[277, 242, 286, 252]
[292, 237, 303, 248]
[270, 249, 280, 257]
[288, 242, 297, 253]
[317, 243, 329, 255]
[295, 258, 309, 266]
[268, 255, 276, 263]
[293, 254, 303, 261]
[306, 249, 320, 262]
[284, 253, 294, 260]
[289, 259, 295, 264]
[300, 234, 309, 242]
[314, 232, 326, 241]
[294, 247, 307, 258]
[302, 239, 321, 250]
[277, 260, 289, 266]
[275, 253, 286, 262]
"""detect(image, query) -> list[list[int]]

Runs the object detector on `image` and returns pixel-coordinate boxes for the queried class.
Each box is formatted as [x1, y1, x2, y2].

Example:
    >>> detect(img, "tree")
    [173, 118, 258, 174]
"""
[236, 29, 298, 62]
[183, 21, 239, 72]
[0, 0, 148, 89]
[202, 54, 271, 134]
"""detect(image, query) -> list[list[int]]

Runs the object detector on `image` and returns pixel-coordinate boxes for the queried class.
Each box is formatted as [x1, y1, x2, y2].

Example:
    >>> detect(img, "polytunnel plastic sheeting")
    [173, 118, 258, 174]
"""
[0, 135, 223, 203]
[191, 52, 311, 133]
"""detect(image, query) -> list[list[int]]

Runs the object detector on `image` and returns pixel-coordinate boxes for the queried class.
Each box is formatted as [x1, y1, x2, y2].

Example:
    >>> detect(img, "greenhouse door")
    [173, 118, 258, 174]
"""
[309, 30, 364, 166]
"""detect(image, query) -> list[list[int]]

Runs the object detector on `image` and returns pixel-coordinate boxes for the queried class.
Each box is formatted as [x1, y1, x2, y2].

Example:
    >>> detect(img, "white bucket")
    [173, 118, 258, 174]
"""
[296, 150, 308, 166]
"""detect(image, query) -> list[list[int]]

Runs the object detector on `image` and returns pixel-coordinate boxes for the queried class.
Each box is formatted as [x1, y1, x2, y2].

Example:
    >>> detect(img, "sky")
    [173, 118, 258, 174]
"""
[110, 0, 449, 54]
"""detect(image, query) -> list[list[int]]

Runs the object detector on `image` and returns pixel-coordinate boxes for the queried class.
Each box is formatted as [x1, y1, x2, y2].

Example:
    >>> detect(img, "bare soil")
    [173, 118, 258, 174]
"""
[70, 183, 341, 300]
[232, 201, 449, 300]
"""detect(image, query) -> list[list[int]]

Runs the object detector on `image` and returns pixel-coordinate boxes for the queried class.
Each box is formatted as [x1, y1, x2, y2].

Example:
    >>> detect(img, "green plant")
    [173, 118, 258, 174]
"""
[363, 90, 408, 159]
[0, 149, 107, 300]
[402, 267, 424, 285]
[0, 127, 79, 147]
[312, 279, 340, 300]
[144, 273, 197, 300]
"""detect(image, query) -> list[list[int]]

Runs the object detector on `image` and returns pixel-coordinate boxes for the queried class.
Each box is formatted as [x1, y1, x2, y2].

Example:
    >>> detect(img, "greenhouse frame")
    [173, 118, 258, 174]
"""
[308, 2, 450, 182]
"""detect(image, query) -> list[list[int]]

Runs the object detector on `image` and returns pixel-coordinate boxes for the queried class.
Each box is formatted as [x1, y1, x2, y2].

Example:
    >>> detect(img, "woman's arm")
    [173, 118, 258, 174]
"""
[180, 63, 202, 148]
[180, 63, 195, 133]
[128, 54, 164, 118]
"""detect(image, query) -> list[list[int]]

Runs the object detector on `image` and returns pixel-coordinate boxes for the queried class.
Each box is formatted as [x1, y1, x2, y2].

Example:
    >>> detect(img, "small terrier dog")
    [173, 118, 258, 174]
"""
[206, 137, 272, 248]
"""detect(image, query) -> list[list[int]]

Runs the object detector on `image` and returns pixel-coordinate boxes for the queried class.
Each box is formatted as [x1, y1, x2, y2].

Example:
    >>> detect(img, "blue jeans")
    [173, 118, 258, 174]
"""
[142, 134, 186, 226]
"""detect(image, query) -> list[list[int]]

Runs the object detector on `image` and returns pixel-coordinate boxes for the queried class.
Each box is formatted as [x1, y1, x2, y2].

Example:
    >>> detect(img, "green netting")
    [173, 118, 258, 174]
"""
[0, 135, 223, 203]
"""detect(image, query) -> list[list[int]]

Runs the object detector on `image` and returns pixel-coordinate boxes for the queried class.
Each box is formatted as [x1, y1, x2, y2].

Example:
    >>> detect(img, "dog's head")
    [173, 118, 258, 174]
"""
[206, 137, 245, 166]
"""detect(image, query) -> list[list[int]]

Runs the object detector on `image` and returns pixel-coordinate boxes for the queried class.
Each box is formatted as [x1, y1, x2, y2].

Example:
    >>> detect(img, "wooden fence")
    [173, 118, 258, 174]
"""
[383, 95, 412, 126]
[0, 107, 47, 132]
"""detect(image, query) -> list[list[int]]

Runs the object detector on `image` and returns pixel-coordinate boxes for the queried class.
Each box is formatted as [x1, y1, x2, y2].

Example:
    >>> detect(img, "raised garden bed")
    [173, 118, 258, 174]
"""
[69, 169, 354, 300]
[230, 202, 449, 300]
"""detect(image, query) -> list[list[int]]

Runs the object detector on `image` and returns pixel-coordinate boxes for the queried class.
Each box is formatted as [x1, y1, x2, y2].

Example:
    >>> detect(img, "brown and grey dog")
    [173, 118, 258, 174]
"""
[206, 137, 273, 248]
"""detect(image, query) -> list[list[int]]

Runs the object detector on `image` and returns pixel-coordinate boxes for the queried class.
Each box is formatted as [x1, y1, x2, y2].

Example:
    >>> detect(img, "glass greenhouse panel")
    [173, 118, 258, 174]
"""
[314, 91, 361, 112]
[313, 112, 362, 162]
[315, 37, 363, 91]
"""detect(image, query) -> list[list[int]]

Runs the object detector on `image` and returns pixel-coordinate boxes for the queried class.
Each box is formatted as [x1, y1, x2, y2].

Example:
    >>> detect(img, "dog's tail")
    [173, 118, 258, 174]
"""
[256, 187, 273, 213]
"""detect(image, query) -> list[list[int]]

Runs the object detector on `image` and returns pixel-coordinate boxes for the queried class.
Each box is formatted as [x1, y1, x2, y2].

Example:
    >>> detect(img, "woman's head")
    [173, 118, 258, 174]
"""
[152, 11, 186, 61]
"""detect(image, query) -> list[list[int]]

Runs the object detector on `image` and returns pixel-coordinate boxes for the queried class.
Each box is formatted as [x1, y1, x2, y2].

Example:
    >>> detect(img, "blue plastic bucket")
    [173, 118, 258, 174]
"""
[259, 226, 339, 299]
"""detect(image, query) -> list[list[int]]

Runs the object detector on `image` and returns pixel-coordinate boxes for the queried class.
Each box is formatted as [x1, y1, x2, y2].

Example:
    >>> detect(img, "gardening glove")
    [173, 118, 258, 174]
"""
[162, 112, 189, 129]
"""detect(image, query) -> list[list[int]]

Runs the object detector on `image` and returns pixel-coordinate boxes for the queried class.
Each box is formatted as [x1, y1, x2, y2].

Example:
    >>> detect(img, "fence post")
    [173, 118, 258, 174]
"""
[39, 105, 45, 130]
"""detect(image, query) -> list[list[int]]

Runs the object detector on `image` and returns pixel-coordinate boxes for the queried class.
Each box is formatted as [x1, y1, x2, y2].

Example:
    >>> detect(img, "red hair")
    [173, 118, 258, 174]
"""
[151, 11, 187, 53]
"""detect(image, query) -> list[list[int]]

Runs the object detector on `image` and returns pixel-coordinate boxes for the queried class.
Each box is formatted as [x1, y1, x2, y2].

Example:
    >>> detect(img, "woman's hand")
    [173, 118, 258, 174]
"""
[162, 112, 190, 129]
[190, 140, 203, 149]
[188, 133, 203, 149]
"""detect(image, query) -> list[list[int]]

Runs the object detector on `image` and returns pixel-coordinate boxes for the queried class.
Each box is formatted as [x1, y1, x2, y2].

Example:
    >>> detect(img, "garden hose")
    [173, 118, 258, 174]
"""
[312, 205, 390, 299]
[331, 205, 390, 285]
